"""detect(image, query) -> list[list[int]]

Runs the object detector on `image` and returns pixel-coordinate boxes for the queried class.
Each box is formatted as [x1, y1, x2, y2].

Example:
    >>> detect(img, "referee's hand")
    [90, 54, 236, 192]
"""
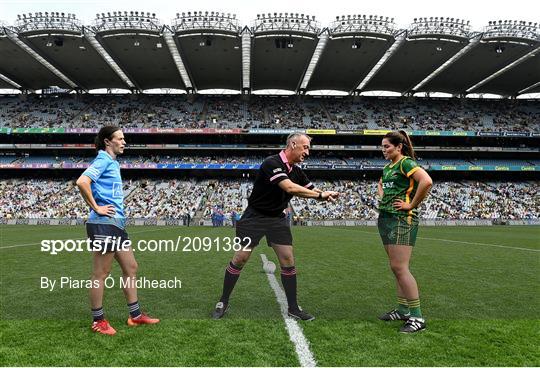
[319, 191, 340, 202]
[95, 204, 116, 217]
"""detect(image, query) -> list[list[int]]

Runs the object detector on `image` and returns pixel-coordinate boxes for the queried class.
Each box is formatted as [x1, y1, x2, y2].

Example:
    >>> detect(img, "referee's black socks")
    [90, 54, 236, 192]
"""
[219, 262, 243, 303]
[280, 266, 298, 310]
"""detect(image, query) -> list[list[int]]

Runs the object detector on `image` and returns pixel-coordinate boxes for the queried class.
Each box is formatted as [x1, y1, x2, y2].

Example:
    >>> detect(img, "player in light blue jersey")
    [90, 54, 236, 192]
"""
[76, 126, 159, 335]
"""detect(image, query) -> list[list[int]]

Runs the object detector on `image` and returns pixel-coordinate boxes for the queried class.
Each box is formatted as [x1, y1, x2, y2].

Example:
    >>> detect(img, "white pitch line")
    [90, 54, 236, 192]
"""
[0, 227, 176, 250]
[0, 242, 49, 249]
[260, 254, 317, 367]
[338, 228, 540, 252]
[418, 235, 540, 252]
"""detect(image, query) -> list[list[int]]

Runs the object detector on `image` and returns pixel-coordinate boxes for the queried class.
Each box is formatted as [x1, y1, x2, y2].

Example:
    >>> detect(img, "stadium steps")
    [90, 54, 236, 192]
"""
[138, 99, 154, 127]
[319, 101, 334, 124]
[320, 100, 336, 122]
[124, 185, 141, 202]
[478, 181, 502, 194]
[71, 99, 97, 124]
[425, 190, 447, 218]
[192, 182, 215, 224]
[241, 101, 249, 121]
[263, 106, 270, 125]
[199, 99, 209, 123]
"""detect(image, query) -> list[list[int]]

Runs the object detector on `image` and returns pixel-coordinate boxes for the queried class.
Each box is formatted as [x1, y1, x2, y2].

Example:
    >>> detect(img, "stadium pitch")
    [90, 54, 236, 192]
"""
[1, 225, 539, 366]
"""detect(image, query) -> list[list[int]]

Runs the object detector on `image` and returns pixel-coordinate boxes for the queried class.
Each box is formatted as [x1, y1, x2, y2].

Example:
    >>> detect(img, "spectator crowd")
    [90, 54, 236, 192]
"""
[1, 178, 538, 221]
[1, 95, 538, 132]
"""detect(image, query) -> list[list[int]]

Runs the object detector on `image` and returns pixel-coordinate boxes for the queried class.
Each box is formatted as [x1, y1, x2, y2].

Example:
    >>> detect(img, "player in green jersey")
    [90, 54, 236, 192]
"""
[377, 130, 433, 333]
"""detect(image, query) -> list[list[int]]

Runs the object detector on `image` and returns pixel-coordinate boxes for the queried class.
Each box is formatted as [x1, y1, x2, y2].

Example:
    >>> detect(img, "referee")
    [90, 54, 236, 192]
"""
[212, 133, 339, 321]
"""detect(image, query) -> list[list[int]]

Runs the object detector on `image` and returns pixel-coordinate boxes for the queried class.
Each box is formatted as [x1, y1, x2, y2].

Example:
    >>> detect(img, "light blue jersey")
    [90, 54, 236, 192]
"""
[82, 150, 125, 229]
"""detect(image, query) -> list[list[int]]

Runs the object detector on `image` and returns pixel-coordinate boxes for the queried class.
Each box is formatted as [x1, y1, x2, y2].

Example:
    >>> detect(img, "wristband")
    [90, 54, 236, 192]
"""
[318, 192, 322, 199]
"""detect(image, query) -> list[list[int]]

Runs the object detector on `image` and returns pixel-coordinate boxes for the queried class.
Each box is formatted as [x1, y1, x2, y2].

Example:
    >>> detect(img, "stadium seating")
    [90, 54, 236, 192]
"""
[4, 155, 537, 167]
[0, 156, 16, 164]
[1, 95, 538, 132]
[1, 179, 538, 220]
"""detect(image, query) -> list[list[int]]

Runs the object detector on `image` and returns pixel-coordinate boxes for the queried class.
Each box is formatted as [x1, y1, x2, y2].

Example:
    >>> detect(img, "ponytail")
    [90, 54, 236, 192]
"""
[95, 126, 121, 153]
[398, 130, 416, 160]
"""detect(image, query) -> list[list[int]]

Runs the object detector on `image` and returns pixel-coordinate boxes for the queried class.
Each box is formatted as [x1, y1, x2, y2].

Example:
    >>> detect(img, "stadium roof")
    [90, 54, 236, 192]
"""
[0, 79, 13, 88]
[0, 29, 72, 89]
[0, 12, 538, 96]
[469, 52, 540, 95]
[306, 18, 398, 92]
[419, 38, 539, 94]
[21, 31, 127, 89]
[175, 31, 241, 91]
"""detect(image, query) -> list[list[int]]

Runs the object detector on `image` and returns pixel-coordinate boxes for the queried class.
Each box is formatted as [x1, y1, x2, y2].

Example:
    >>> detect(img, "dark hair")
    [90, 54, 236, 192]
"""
[95, 126, 121, 152]
[383, 130, 416, 160]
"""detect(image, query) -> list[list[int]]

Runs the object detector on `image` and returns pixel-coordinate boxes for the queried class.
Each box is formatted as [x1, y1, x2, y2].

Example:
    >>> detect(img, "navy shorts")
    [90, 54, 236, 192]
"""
[86, 223, 131, 253]
[235, 207, 293, 248]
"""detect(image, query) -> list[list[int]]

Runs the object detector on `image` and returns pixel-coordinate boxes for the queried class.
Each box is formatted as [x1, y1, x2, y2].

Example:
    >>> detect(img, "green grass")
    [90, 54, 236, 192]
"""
[1, 225, 539, 366]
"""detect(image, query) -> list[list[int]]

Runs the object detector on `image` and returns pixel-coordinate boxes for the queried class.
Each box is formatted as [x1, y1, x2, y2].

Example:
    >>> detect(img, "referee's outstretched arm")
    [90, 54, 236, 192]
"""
[278, 179, 339, 202]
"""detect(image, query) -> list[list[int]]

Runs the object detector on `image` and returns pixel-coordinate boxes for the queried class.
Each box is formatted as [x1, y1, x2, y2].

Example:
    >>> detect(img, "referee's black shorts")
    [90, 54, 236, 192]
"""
[236, 206, 293, 248]
[86, 223, 131, 253]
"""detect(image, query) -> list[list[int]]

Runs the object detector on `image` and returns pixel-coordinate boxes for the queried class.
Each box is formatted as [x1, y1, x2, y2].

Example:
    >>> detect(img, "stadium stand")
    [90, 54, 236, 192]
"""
[125, 179, 207, 220]
[0, 156, 17, 164]
[1, 95, 538, 132]
[3, 155, 538, 168]
[0, 12, 538, 227]
[1, 179, 538, 221]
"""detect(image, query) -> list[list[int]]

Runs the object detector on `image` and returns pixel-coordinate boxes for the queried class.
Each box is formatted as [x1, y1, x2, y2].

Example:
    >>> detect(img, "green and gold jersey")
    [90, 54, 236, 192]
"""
[379, 156, 420, 217]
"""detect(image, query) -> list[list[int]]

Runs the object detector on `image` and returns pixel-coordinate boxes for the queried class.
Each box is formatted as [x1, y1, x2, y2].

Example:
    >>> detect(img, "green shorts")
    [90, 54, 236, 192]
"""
[377, 211, 419, 246]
